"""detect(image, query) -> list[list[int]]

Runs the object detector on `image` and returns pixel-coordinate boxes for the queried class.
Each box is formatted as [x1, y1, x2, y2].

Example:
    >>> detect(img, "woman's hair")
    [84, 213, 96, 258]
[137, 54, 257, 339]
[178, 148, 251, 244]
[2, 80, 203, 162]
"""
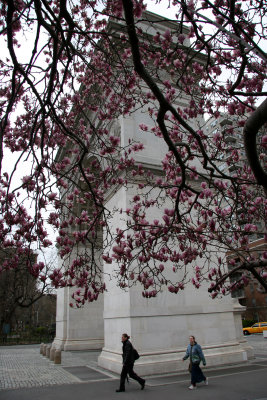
[122, 333, 130, 339]
[190, 335, 196, 342]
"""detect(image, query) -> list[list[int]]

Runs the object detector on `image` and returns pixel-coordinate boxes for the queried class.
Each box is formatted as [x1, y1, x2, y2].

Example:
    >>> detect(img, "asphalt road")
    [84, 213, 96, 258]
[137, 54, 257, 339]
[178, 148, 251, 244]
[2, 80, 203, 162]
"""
[0, 366, 267, 400]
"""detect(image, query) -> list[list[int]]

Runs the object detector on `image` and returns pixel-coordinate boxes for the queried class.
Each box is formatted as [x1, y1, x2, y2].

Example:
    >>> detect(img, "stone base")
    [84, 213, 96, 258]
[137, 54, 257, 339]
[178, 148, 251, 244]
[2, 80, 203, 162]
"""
[98, 340, 253, 376]
[238, 338, 255, 359]
[52, 337, 104, 351]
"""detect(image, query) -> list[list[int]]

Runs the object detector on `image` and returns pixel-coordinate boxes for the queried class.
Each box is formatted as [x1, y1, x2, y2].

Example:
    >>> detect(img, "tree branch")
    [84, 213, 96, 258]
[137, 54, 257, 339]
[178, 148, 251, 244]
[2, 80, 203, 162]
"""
[243, 98, 267, 193]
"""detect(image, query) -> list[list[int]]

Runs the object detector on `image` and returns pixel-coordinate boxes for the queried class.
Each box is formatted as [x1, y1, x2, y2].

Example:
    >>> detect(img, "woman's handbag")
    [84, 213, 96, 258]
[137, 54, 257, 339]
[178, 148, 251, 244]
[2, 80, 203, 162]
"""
[188, 361, 192, 372]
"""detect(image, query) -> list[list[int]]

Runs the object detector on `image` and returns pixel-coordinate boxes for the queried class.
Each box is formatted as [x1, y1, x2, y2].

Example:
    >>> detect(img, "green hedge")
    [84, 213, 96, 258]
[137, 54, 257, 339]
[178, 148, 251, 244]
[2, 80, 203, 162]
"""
[1, 326, 55, 345]
[242, 319, 256, 328]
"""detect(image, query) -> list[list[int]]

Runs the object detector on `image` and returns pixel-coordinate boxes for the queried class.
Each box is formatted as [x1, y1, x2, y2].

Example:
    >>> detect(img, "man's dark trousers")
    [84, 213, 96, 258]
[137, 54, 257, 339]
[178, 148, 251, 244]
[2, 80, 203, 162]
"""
[119, 363, 145, 390]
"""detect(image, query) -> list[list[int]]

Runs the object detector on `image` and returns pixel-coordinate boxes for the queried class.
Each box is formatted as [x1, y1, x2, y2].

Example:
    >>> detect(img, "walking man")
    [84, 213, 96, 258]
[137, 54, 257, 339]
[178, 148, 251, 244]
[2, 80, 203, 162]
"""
[116, 333, 145, 392]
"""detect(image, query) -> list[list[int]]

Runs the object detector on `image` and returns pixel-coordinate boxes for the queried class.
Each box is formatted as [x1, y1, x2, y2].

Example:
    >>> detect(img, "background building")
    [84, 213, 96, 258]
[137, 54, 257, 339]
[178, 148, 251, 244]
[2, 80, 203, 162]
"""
[239, 238, 267, 322]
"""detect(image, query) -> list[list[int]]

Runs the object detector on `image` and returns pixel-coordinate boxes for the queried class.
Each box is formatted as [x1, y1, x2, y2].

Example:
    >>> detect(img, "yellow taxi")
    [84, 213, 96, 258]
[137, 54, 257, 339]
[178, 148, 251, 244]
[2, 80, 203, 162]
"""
[243, 322, 267, 335]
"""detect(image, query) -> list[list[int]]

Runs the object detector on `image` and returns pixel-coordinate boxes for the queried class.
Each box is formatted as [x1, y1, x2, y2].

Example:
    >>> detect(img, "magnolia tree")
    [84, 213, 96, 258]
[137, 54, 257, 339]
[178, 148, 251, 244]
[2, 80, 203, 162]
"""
[0, 0, 266, 307]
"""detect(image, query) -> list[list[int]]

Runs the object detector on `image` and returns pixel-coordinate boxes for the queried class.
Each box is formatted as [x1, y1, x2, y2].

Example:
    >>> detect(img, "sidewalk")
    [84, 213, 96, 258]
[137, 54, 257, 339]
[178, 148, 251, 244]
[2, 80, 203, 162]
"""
[0, 344, 108, 390]
[0, 336, 267, 399]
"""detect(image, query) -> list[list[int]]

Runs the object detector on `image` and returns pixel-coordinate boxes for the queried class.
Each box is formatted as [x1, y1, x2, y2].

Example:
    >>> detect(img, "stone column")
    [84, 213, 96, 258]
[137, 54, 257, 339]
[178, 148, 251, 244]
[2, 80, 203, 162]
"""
[53, 251, 104, 351]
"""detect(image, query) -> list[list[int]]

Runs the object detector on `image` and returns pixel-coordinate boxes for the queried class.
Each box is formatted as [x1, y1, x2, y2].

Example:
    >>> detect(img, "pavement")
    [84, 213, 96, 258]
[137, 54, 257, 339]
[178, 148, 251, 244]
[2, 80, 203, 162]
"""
[0, 335, 267, 400]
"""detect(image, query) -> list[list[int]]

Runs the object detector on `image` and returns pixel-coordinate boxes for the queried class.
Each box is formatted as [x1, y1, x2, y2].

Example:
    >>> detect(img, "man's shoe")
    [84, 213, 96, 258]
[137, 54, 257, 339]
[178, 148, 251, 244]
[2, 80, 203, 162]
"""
[188, 385, 197, 390]
[141, 380, 146, 390]
[116, 389, 125, 392]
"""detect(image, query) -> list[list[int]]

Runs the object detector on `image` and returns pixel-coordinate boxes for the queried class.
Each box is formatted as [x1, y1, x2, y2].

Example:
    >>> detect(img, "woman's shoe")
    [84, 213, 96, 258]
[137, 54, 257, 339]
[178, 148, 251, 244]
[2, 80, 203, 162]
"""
[188, 385, 197, 390]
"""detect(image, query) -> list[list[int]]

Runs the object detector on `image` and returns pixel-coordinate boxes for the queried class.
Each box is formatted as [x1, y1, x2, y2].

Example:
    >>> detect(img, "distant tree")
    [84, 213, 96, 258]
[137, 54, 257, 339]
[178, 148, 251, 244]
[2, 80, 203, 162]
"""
[0, 0, 266, 306]
[0, 249, 53, 331]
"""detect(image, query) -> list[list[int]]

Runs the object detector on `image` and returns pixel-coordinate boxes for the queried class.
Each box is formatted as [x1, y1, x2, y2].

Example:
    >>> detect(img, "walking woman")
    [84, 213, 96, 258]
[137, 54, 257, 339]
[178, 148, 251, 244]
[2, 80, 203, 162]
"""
[116, 333, 145, 392]
[183, 335, 208, 390]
